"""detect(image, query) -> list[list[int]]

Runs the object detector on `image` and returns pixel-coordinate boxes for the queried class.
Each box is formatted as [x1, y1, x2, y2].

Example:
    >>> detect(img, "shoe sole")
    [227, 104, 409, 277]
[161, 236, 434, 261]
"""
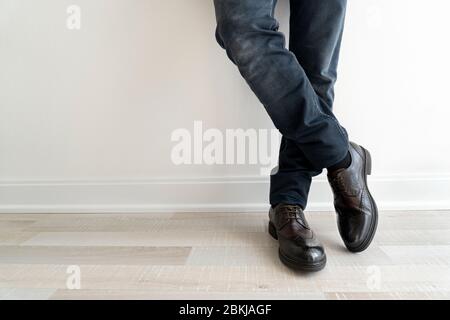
[268, 221, 327, 272]
[343, 146, 379, 253]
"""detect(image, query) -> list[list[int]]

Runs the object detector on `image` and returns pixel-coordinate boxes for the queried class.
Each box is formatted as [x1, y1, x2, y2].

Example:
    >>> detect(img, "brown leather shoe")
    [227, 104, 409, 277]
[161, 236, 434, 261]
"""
[328, 142, 378, 253]
[269, 204, 326, 272]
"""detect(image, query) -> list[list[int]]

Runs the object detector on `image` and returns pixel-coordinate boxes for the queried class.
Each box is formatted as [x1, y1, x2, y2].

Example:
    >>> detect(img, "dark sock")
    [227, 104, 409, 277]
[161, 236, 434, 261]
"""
[327, 151, 352, 173]
[271, 203, 305, 211]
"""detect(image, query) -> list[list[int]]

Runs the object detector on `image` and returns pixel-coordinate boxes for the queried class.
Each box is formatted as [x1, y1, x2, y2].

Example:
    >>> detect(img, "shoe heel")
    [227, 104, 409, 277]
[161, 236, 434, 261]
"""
[268, 221, 278, 240]
[363, 147, 372, 175]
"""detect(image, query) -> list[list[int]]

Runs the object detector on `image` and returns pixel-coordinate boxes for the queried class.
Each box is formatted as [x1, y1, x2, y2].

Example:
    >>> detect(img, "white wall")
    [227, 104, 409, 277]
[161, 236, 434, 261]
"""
[1, 0, 449, 213]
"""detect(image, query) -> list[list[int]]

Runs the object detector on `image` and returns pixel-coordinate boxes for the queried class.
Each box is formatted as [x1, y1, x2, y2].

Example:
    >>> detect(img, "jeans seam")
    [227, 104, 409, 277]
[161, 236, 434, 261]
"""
[309, 98, 349, 150]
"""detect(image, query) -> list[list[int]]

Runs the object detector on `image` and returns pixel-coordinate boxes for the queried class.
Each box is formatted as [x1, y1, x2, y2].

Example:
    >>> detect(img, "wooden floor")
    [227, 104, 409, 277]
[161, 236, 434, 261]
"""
[0, 211, 450, 300]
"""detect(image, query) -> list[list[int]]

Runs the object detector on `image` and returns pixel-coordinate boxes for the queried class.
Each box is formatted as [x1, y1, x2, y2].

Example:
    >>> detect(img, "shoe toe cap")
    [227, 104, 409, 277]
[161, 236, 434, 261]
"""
[283, 244, 326, 264]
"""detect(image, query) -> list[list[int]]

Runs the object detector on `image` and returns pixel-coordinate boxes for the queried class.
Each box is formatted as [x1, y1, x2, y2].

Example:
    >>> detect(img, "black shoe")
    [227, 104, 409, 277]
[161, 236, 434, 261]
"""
[328, 142, 379, 253]
[269, 204, 326, 272]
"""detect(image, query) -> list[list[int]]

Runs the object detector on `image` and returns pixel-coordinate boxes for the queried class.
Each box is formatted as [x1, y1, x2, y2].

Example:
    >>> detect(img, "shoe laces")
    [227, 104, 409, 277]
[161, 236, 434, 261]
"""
[281, 205, 309, 229]
[284, 205, 301, 219]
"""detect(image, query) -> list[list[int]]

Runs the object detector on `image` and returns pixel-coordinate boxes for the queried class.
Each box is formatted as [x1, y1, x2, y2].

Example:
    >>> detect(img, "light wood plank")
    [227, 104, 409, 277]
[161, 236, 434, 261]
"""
[0, 288, 56, 300]
[22, 231, 275, 247]
[0, 246, 191, 265]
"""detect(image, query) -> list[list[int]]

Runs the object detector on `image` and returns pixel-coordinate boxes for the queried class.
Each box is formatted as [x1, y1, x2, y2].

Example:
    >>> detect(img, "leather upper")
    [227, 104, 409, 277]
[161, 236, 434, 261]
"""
[328, 142, 377, 249]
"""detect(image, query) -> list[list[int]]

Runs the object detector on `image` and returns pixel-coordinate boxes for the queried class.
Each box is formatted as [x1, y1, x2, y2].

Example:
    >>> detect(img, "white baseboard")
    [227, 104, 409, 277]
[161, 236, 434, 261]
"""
[0, 174, 449, 213]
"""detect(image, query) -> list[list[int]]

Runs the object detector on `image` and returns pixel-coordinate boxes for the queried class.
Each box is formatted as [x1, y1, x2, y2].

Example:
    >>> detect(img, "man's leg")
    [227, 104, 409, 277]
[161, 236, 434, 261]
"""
[286, 0, 378, 253]
[213, 0, 349, 179]
[270, 0, 349, 209]
[289, 0, 348, 111]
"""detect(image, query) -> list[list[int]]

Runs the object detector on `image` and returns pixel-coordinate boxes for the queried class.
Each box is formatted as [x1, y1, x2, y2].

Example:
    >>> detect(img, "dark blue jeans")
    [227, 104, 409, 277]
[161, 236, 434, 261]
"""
[214, 0, 350, 209]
